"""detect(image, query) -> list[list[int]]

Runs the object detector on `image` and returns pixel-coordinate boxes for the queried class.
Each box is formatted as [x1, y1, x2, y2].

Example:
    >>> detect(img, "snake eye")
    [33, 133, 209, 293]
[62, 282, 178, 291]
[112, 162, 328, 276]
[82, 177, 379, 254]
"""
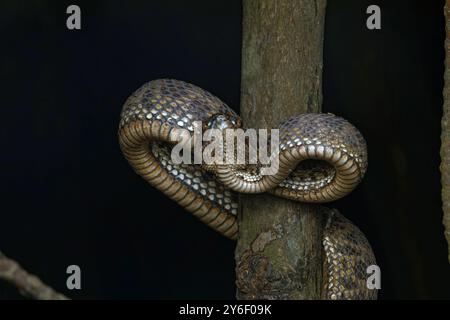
[208, 114, 235, 130]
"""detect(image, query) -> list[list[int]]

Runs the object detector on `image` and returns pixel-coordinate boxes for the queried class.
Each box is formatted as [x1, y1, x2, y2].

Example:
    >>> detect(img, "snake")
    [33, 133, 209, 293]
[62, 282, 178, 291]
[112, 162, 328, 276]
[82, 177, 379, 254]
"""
[118, 79, 377, 300]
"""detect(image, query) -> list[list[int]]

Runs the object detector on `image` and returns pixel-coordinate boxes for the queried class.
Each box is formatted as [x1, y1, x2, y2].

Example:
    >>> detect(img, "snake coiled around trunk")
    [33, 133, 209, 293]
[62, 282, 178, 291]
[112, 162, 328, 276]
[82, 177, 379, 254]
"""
[118, 79, 377, 300]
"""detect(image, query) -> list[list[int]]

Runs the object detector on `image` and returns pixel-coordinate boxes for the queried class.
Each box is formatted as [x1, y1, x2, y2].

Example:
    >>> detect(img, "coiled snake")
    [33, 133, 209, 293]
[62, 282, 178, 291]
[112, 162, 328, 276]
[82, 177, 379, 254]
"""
[118, 79, 377, 300]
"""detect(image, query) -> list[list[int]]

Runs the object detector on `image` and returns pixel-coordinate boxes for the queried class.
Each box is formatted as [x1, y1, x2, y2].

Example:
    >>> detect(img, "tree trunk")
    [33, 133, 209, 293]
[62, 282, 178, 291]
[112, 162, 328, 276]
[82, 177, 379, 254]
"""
[443, 1, 450, 263]
[235, 0, 327, 299]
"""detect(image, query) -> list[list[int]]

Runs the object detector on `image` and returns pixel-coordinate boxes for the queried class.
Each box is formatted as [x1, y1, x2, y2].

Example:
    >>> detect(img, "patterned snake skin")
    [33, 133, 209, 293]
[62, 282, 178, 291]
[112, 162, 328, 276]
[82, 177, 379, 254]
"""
[118, 79, 377, 300]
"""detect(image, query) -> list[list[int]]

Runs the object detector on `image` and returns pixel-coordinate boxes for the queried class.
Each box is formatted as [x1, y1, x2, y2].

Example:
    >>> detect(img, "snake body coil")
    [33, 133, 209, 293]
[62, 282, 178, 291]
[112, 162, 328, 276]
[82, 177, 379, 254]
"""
[119, 79, 377, 300]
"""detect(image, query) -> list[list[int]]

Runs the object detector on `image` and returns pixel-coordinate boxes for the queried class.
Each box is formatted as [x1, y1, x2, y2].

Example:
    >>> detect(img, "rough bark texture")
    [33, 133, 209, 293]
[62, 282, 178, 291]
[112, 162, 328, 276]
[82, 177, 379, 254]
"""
[443, 1, 450, 263]
[235, 0, 327, 299]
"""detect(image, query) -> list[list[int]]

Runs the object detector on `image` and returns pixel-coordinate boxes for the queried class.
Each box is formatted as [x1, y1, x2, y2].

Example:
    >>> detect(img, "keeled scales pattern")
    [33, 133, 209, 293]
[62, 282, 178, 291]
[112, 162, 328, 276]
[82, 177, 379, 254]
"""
[118, 79, 377, 299]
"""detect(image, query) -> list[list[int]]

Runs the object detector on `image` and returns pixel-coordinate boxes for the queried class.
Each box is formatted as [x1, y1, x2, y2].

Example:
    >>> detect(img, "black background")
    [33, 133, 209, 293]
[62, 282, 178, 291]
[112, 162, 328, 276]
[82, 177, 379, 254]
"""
[0, 0, 449, 299]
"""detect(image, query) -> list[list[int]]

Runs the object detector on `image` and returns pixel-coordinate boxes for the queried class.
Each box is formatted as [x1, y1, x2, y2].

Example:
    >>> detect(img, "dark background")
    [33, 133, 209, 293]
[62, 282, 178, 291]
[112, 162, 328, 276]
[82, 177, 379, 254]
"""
[0, 0, 448, 299]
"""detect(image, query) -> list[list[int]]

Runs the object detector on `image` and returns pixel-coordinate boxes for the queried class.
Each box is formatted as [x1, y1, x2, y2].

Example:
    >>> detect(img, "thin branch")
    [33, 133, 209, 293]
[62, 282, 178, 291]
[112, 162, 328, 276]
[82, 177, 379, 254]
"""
[443, 0, 450, 264]
[0, 251, 69, 300]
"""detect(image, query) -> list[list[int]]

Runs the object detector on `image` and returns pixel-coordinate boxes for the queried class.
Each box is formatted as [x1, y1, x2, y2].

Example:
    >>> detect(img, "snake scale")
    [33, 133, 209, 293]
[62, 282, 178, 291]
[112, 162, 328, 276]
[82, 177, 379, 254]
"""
[118, 79, 377, 300]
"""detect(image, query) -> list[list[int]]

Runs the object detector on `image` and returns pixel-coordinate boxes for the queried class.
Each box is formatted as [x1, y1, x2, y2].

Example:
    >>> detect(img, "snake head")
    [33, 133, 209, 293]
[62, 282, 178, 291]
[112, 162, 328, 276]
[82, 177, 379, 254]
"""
[206, 113, 241, 131]
[200, 113, 243, 172]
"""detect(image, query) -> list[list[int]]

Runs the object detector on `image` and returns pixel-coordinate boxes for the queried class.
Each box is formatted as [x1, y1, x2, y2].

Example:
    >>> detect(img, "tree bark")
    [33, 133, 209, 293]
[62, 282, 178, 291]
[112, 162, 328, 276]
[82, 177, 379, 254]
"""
[235, 0, 327, 299]
[443, 1, 450, 263]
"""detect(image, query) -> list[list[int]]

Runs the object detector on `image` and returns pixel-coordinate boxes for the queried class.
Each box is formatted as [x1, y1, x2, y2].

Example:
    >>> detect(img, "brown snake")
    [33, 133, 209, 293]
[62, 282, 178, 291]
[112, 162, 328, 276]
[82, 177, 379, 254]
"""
[118, 79, 377, 300]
